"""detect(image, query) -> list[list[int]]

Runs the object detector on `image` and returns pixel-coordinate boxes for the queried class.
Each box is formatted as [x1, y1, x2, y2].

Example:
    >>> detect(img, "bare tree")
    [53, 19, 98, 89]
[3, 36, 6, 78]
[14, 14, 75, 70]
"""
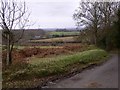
[73, 2, 120, 47]
[99, 2, 119, 29]
[0, 0, 30, 65]
[73, 2, 101, 45]
[98, 2, 119, 49]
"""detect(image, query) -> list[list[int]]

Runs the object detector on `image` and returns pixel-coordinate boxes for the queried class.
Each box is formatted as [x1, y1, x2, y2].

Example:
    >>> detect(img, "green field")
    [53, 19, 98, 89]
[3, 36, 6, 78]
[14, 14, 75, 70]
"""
[48, 31, 80, 36]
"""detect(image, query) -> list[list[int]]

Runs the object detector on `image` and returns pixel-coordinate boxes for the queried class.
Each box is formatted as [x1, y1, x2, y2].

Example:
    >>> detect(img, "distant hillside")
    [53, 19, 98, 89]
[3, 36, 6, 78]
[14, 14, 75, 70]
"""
[17, 29, 45, 39]
[2, 29, 46, 45]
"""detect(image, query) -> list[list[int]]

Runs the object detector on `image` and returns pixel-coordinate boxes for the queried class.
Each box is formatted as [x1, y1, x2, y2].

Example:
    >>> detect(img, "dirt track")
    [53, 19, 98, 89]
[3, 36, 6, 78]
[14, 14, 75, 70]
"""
[44, 54, 118, 88]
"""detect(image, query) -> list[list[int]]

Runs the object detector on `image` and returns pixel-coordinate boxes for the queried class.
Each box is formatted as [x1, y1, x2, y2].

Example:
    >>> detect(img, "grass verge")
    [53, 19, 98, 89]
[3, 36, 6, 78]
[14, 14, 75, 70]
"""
[2, 49, 108, 88]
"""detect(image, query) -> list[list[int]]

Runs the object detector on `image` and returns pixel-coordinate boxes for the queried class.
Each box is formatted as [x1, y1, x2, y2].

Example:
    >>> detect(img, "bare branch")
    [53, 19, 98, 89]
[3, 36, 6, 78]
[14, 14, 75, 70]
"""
[0, 0, 30, 65]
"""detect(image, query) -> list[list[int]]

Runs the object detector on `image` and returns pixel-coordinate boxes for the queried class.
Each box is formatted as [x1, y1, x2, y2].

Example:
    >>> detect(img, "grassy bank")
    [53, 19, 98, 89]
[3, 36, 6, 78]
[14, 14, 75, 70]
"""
[3, 49, 108, 88]
[28, 49, 108, 77]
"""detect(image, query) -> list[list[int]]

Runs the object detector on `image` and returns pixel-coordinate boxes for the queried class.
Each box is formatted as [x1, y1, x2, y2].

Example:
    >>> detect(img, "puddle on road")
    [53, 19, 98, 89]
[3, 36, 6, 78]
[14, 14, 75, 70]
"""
[85, 81, 102, 88]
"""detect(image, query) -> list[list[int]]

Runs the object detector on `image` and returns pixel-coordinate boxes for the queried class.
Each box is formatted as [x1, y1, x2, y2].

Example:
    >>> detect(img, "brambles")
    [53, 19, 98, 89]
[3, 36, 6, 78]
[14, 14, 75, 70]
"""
[2, 44, 90, 65]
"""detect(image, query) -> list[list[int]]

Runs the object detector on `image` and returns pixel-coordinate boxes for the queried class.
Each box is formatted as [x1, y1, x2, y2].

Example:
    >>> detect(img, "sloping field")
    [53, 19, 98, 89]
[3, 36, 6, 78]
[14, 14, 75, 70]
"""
[30, 36, 76, 43]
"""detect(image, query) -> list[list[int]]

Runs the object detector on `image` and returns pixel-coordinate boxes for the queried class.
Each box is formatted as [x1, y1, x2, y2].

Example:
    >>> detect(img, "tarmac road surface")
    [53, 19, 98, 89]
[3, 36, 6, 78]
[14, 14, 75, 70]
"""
[44, 54, 118, 88]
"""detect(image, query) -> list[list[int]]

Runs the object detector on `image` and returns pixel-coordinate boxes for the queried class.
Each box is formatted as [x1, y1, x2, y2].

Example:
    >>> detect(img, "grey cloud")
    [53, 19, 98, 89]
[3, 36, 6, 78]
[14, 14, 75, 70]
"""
[27, 1, 80, 28]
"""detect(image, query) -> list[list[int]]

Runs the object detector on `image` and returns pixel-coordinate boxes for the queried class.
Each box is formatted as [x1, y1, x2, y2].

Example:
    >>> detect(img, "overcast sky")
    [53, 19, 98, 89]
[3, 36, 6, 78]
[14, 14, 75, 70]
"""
[23, 0, 80, 29]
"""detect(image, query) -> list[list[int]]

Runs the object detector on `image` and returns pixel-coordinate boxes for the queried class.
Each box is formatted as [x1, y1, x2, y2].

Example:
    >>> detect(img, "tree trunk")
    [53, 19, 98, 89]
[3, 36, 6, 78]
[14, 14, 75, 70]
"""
[94, 24, 98, 45]
[6, 34, 11, 65]
[9, 42, 14, 64]
[94, 32, 97, 45]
